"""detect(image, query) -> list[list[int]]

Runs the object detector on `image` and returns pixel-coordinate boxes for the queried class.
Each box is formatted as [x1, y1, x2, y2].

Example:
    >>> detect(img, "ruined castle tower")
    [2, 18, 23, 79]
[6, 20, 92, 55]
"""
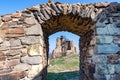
[52, 36, 78, 58]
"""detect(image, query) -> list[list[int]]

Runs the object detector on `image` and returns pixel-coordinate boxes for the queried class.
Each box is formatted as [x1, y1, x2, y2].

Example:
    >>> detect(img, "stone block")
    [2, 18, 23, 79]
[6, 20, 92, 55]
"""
[28, 64, 43, 78]
[96, 36, 113, 44]
[24, 17, 36, 25]
[113, 36, 120, 44]
[13, 63, 31, 72]
[21, 48, 27, 56]
[96, 24, 120, 35]
[20, 36, 41, 45]
[0, 37, 4, 44]
[6, 50, 21, 56]
[96, 44, 120, 54]
[96, 64, 115, 75]
[107, 54, 120, 60]
[8, 28, 25, 34]
[25, 24, 43, 36]
[27, 44, 43, 56]
[114, 64, 120, 74]
[2, 15, 12, 22]
[0, 41, 10, 47]
[95, 21, 106, 27]
[0, 51, 5, 56]
[11, 13, 21, 18]
[20, 56, 42, 65]
[0, 56, 6, 61]
[105, 74, 119, 80]
[10, 39, 21, 47]
[92, 55, 107, 63]
[7, 59, 20, 67]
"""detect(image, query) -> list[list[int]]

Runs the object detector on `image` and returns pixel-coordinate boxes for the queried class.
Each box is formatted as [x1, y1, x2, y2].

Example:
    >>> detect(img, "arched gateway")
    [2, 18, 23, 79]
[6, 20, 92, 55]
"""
[0, 1, 120, 80]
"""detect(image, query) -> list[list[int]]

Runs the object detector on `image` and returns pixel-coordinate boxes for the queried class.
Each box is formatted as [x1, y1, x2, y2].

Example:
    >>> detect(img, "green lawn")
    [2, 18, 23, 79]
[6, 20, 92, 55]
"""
[47, 54, 79, 80]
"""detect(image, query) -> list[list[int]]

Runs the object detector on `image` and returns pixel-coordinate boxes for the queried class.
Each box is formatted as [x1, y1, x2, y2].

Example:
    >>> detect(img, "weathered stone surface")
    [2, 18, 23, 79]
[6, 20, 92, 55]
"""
[8, 28, 25, 34]
[0, 41, 10, 47]
[27, 44, 43, 56]
[0, 51, 5, 56]
[0, 37, 4, 44]
[20, 56, 42, 65]
[28, 64, 43, 78]
[92, 55, 107, 63]
[11, 13, 21, 18]
[2, 15, 12, 22]
[97, 44, 120, 54]
[13, 63, 31, 72]
[114, 64, 120, 74]
[20, 36, 41, 45]
[96, 24, 120, 35]
[6, 50, 21, 56]
[96, 64, 115, 74]
[25, 24, 43, 35]
[96, 36, 113, 44]
[7, 59, 20, 67]
[10, 39, 21, 47]
[0, 56, 6, 61]
[24, 17, 36, 25]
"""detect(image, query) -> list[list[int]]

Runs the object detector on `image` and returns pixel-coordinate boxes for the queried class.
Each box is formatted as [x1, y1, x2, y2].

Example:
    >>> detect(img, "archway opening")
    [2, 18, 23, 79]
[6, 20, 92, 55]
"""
[41, 14, 95, 80]
[47, 31, 80, 80]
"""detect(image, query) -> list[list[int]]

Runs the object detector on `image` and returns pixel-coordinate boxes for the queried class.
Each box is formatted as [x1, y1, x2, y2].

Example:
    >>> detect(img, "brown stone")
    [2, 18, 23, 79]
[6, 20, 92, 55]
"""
[10, 39, 21, 47]
[0, 37, 4, 44]
[8, 28, 25, 34]
[0, 22, 8, 28]
[0, 61, 6, 69]
[107, 55, 120, 60]
[0, 56, 6, 61]
[2, 15, 12, 22]
[0, 30, 9, 34]
[0, 51, 5, 56]
[9, 71, 26, 77]
[7, 59, 20, 67]
[11, 13, 21, 18]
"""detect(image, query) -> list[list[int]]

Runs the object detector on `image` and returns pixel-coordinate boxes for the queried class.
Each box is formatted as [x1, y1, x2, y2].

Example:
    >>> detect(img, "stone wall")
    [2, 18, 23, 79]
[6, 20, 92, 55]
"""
[52, 36, 78, 58]
[0, 1, 120, 80]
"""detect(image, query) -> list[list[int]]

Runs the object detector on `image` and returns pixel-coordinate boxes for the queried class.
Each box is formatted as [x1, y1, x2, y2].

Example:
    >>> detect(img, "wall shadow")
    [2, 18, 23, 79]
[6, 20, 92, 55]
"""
[47, 70, 79, 80]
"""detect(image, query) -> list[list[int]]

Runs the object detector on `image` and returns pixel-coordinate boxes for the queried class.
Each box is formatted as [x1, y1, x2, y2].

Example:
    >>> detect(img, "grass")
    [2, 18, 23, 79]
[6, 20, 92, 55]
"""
[47, 54, 79, 80]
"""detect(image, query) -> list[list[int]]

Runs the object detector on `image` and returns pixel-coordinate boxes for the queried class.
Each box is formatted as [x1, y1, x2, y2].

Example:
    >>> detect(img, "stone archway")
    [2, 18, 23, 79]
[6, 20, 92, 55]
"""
[0, 1, 120, 80]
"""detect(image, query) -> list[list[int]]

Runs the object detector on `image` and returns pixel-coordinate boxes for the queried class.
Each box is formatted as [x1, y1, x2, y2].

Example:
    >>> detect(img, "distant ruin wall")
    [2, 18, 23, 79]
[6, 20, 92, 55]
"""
[52, 36, 78, 58]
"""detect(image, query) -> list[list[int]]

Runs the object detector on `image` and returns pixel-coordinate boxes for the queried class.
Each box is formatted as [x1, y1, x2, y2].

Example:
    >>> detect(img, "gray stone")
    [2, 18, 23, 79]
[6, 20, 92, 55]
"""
[10, 39, 21, 47]
[20, 36, 41, 45]
[24, 17, 36, 25]
[13, 63, 31, 71]
[0, 41, 10, 47]
[96, 64, 115, 75]
[97, 44, 120, 54]
[20, 56, 42, 65]
[25, 24, 43, 36]
[51, 3, 61, 14]
[96, 24, 120, 35]
[114, 64, 120, 74]
[92, 55, 107, 63]
[96, 36, 113, 44]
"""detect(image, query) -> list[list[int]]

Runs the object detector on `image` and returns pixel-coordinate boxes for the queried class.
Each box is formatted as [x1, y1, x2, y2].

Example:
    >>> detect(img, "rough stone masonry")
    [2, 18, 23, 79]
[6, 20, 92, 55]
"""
[0, 1, 120, 80]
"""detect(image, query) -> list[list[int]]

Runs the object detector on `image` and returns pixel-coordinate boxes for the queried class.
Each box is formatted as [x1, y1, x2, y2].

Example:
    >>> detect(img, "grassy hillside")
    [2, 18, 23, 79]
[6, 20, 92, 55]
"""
[47, 54, 79, 80]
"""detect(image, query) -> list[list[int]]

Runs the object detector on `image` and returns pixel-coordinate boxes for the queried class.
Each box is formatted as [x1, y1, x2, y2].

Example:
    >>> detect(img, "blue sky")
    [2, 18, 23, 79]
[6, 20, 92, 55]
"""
[0, 0, 119, 54]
